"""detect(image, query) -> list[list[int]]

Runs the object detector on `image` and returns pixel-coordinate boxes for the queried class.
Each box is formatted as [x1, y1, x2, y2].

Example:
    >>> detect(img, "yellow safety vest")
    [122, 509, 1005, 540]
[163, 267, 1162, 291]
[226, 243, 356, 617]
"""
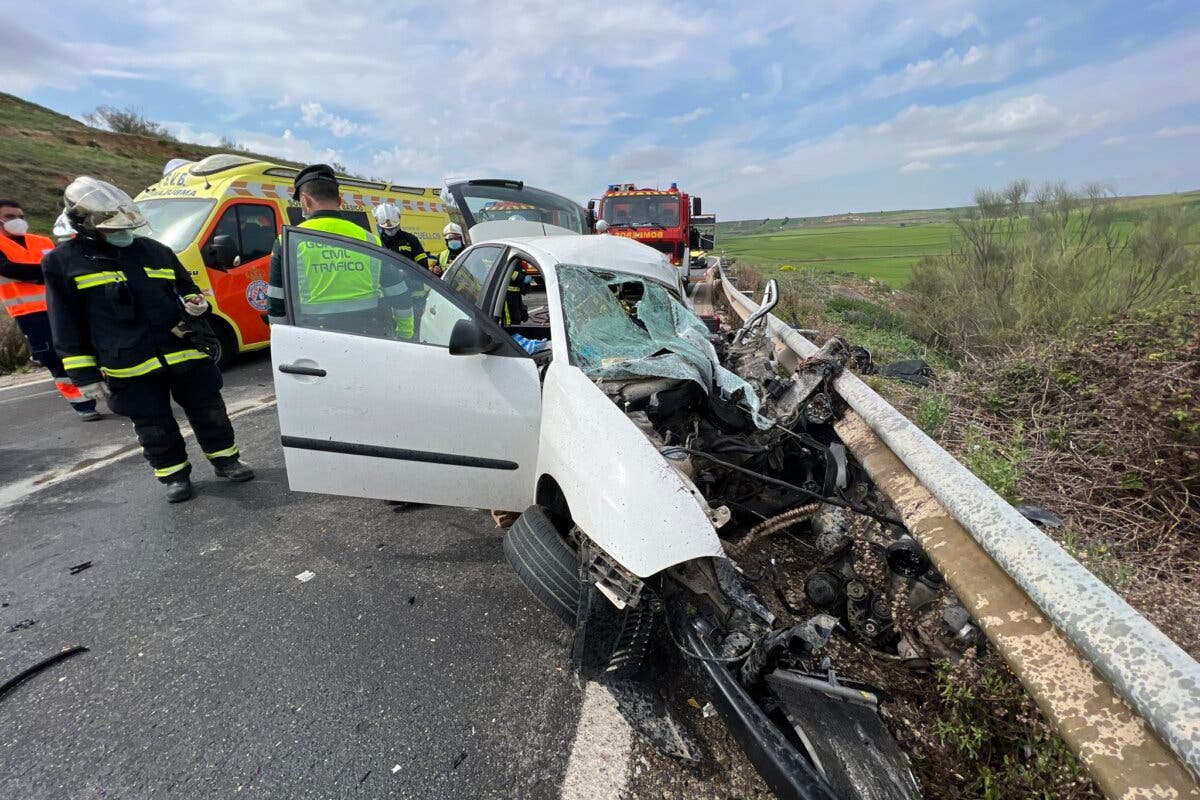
[295, 217, 381, 313]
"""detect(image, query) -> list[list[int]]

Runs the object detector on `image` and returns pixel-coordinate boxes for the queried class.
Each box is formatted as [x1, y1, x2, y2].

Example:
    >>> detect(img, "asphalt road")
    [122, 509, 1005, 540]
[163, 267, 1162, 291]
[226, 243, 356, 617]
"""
[0, 355, 586, 799]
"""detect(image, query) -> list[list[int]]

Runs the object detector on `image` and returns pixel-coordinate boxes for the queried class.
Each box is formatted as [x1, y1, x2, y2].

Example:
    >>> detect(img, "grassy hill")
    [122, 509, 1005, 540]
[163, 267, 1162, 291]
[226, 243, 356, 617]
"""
[0, 92, 290, 234]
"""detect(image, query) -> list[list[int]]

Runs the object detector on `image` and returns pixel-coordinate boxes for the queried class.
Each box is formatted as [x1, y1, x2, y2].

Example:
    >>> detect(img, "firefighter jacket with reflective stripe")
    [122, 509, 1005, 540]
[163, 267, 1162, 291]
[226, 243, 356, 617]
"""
[0, 232, 54, 317]
[43, 235, 208, 385]
[380, 228, 429, 266]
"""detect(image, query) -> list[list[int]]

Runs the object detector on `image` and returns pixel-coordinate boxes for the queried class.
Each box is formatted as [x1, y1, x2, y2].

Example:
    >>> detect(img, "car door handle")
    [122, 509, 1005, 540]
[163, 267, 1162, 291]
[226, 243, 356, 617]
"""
[278, 363, 327, 377]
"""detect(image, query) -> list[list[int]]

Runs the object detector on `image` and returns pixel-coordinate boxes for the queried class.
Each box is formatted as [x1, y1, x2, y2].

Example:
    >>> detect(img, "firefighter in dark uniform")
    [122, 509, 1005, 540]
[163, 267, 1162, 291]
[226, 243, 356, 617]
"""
[43, 177, 253, 503]
[437, 222, 465, 271]
[374, 202, 439, 274]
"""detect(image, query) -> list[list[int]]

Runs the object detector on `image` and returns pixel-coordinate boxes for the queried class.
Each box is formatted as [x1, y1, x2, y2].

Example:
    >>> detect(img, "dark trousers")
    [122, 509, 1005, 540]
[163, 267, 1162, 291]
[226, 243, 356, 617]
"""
[107, 361, 238, 482]
[15, 311, 97, 412]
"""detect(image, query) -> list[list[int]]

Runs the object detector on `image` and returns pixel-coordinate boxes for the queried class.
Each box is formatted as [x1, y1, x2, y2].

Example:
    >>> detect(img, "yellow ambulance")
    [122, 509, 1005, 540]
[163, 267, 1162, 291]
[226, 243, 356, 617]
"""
[134, 154, 450, 366]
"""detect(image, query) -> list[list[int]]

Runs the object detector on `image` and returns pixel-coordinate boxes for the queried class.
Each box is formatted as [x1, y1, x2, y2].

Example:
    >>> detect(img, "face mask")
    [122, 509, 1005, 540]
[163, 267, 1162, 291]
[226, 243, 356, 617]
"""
[2, 218, 28, 236]
[447, 239, 463, 251]
[104, 230, 136, 248]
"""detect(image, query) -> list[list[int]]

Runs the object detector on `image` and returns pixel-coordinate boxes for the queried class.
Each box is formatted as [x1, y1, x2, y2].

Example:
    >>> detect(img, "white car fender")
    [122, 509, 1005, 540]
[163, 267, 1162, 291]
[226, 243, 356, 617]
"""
[534, 361, 726, 578]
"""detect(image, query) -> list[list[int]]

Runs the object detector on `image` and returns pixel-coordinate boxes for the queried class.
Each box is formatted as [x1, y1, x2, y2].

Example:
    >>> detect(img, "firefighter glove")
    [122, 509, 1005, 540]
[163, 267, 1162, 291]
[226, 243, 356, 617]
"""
[79, 382, 111, 402]
[184, 295, 210, 317]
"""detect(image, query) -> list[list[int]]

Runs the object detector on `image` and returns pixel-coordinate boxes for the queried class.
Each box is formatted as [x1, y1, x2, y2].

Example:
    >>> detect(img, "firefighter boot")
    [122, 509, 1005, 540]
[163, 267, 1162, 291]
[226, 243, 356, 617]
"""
[165, 478, 194, 503]
[213, 458, 255, 482]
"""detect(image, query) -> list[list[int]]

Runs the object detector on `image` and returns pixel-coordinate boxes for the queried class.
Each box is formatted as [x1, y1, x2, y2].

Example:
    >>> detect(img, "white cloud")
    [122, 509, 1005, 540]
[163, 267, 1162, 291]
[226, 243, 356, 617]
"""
[669, 107, 711, 124]
[937, 12, 982, 37]
[236, 129, 341, 167]
[298, 102, 358, 138]
[900, 161, 932, 173]
[1154, 124, 1200, 138]
[6, 3, 1200, 218]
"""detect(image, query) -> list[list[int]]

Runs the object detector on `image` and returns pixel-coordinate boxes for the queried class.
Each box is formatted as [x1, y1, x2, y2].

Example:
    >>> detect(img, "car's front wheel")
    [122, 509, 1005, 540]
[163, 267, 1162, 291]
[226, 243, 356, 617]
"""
[504, 505, 654, 678]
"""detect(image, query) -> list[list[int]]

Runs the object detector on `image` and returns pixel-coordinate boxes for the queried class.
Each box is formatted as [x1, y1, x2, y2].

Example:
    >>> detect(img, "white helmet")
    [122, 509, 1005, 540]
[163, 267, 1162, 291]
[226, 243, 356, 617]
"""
[442, 222, 463, 238]
[63, 176, 147, 232]
[595, 219, 610, 233]
[373, 202, 401, 232]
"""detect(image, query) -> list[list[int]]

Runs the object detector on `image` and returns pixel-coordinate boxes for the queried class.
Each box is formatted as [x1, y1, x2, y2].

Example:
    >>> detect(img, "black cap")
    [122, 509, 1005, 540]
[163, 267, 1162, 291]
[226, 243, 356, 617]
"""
[292, 163, 338, 200]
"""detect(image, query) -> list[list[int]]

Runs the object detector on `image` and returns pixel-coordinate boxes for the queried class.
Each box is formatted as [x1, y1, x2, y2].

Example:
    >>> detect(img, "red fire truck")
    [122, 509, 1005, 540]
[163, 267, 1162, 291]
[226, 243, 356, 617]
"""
[591, 183, 706, 268]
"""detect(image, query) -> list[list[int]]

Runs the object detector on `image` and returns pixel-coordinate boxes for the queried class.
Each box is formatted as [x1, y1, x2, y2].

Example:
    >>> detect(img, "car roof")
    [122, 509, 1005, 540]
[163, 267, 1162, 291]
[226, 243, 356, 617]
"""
[488, 234, 679, 291]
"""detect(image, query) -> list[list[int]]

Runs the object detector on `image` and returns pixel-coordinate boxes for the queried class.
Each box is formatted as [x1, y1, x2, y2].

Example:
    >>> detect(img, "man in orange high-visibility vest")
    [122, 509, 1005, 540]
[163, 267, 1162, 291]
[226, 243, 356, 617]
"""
[0, 198, 100, 420]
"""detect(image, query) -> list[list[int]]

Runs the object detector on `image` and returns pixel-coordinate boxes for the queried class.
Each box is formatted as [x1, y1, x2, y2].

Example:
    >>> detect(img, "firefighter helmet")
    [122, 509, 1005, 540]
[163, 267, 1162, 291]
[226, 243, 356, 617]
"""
[63, 176, 147, 232]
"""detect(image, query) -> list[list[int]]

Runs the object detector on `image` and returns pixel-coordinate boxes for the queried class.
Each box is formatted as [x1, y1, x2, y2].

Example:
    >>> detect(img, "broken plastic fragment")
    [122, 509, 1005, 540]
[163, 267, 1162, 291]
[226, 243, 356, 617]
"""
[295, 570, 315, 583]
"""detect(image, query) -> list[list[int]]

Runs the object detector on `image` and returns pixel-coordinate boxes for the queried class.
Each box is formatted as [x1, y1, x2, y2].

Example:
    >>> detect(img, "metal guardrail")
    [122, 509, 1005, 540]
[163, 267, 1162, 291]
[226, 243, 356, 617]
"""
[716, 267, 1200, 783]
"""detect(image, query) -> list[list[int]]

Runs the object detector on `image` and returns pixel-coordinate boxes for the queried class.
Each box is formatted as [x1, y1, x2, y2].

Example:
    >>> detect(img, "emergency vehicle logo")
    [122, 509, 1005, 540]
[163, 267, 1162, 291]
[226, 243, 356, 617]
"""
[246, 279, 269, 312]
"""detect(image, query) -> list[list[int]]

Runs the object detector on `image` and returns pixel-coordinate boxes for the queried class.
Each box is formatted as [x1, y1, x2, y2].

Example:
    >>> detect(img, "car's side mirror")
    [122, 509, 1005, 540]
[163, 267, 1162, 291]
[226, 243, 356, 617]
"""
[203, 234, 238, 271]
[692, 196, 702, 216]
[449, 318, 498, 356]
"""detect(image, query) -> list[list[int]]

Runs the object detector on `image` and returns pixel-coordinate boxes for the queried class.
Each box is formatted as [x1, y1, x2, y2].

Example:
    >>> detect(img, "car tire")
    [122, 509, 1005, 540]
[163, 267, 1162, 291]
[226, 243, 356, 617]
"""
[504, 506, 655, 678]
[208, 317, 239, 371]
[504, 505, 580, 627]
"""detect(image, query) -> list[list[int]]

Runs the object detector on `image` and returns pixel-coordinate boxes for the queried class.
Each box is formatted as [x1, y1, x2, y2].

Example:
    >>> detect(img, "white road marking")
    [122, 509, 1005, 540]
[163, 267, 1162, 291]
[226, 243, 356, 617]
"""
[0, 388, 58, 404]
[560, 681, 632, 800]
[0, 373, 53, 392]
[0, 395, 277, 515]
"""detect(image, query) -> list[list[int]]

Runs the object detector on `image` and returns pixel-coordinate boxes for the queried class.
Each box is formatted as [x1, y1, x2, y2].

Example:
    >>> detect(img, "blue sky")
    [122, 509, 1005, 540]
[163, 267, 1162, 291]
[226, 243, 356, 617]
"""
[5, 0, 1200, 219]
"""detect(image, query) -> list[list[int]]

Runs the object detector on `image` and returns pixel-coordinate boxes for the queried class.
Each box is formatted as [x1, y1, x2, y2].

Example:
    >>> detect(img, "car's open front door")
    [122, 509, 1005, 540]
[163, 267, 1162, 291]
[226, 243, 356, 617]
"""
[270, 225, 542, 509]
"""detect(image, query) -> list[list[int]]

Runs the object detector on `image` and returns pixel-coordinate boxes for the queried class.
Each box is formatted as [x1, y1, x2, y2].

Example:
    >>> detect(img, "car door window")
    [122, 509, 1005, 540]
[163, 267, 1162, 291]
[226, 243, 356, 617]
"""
[203, 203, 278, 268]
[282, 226, 472, 347]
[445, 244, 503, 306]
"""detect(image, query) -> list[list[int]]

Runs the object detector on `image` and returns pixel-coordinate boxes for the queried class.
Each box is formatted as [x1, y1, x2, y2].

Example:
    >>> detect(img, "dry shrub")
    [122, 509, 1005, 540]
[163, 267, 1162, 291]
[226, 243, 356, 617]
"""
[903, 181, 1198, 358]
[936, 298, 1200, 655]
[0, 312, 30, 373]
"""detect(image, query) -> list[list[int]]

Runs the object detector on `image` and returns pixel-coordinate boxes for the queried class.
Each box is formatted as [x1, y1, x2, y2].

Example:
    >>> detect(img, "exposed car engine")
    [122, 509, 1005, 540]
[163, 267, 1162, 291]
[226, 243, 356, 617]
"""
[582, 276, 977, 799]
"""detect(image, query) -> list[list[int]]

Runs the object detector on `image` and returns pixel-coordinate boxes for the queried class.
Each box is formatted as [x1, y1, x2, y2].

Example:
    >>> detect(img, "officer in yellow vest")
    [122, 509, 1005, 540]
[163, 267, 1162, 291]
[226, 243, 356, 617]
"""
[267, 164, 414, 338]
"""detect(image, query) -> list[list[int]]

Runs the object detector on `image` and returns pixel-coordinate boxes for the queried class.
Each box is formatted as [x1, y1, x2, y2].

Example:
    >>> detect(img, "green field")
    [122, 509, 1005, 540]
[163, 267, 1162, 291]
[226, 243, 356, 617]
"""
[719, 190, 1200, 287]
[720, 223, 956, 286]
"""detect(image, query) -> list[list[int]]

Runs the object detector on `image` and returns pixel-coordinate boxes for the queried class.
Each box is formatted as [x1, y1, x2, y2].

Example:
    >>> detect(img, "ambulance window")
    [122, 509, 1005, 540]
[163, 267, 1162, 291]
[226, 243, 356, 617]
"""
[204, 204, 278, 268]
[238, 206, 277, 261]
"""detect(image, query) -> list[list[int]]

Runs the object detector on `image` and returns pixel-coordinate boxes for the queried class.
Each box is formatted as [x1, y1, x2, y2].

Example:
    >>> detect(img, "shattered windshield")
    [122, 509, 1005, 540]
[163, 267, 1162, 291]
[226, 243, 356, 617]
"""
[601, 196, 681, 229]
[557, 265, 770, 427]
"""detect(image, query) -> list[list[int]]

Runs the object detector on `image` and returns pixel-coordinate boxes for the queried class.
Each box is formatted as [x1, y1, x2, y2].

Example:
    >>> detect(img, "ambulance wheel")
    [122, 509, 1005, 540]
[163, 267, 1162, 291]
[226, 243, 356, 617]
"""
[209, 318, 239, 370]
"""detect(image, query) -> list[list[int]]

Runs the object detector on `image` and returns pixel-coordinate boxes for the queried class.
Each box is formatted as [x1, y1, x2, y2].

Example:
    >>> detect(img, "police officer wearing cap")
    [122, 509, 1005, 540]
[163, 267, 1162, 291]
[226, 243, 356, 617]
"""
[43, 176, 253, 503]
[267, 164, 415, 337]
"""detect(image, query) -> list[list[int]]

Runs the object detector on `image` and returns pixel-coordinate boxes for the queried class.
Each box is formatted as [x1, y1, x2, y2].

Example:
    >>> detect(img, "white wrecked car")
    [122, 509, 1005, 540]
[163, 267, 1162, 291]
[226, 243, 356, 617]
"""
[270, 180, 969, 800]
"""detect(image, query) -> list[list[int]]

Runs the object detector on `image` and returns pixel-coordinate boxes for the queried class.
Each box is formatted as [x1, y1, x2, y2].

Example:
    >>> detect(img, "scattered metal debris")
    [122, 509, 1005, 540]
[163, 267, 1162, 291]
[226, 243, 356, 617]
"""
[1015, 504, 1065, 529]
[7, 619, 36, 633]
[68, 561, 93, 575]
